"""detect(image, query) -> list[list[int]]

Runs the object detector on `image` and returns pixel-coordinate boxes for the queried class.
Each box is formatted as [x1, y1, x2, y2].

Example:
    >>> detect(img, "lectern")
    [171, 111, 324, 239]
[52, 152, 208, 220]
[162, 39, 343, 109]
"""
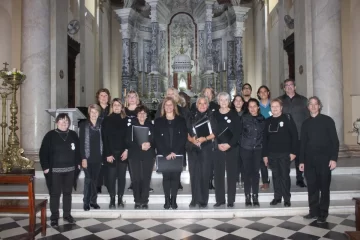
[46, 108, 86, 133]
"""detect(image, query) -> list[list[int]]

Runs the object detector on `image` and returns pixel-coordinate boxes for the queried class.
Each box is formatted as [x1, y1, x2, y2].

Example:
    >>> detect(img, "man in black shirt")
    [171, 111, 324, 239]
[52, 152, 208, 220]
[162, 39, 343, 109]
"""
[241, 83, 252, 113]
[278, 79, 309, 188]
[299, 96, 339, 224]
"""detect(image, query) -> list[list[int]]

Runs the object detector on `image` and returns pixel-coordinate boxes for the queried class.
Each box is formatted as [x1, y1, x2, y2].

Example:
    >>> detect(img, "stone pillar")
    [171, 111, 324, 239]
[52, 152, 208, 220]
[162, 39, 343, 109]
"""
[198, 23, 205, 74]
[159, 24, 166, 76]
[205, 3, 213, 72]
[130, 41, 138, 91]
[21, 0, 51, 159]
[234, 35, 243, 95]
[312, 0, 344, 144]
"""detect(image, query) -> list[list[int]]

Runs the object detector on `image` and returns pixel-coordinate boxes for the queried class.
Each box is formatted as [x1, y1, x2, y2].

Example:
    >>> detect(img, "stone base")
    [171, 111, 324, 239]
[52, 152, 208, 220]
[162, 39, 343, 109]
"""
[346, 144, 360, 157]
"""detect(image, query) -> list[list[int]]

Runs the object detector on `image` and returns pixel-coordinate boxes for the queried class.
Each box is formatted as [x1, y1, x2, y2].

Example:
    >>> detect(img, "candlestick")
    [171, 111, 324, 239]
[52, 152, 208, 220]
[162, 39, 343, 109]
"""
[223, 61, 226, 71]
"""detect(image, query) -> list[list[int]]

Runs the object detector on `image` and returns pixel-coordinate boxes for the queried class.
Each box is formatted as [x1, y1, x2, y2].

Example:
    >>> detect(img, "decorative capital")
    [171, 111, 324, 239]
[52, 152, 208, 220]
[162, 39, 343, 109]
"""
[206, 5, 213, 21]
[159, 23, 166, 31]
[120, 23, 131, 39]
[232, 6, 250, 22]
[114, 8, 132, 22]
[233, 21, 245, 37]
[146, 0, 158, 22]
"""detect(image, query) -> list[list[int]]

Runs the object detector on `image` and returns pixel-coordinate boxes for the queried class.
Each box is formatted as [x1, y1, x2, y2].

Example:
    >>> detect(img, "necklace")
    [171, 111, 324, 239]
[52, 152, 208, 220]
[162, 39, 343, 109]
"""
[55, 129, 69, 141]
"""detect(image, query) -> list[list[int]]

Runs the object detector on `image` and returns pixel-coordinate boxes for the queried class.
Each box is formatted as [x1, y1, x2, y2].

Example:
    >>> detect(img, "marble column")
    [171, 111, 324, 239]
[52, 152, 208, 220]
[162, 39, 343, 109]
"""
[151, 22, 159, 73]
[351, 0, 360, 95]
[205, 4, 213, 72]
[130, 41, 138, 91]
[198, 23, 205, 74]
[234, 36, 243, 95]
[121, 24, 131, 96]
[20, 0, 51, 159]
[312, 0, 343, 144]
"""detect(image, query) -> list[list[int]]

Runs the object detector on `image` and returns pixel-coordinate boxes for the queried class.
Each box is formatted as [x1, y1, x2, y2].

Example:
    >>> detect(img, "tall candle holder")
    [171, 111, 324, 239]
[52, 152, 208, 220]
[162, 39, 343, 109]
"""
[0, 68, 33, 173]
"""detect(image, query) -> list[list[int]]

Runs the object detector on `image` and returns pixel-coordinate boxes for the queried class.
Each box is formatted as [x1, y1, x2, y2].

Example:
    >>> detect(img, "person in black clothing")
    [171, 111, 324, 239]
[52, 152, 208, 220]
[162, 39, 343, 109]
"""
[241, 83, 252, 113]
[102, 98, 128, 208]
[213, 92, 240, 208]
[96, 88, 111, 194]
[263, 99, 298, 207]
[278, 79, 309, 188]
[127, 105, 156, 209]
[239, 98, 265, 206]
[186, 95, 216, 208]
[232, 95, 245, 188]
[80, 104, 103, 211]
[154, 97, 187, 210]
[39, 113, 81, 227]
[190, 87, 219, 114]
[299, 96, 339, 224]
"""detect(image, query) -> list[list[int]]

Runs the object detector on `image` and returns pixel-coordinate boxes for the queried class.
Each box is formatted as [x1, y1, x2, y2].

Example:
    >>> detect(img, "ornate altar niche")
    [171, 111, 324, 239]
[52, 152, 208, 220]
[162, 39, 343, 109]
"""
[168, 13, 197, 91]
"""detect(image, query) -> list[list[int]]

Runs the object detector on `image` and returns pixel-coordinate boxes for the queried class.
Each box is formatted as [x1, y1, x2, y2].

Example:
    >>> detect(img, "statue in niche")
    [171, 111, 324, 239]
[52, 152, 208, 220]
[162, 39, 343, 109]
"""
[178, 76, 187, 91]
[185, 44, 192, 59]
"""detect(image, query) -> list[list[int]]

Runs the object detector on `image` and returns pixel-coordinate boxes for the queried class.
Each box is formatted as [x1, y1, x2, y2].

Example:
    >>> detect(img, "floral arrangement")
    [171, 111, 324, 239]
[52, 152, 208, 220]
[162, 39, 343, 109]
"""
[0, 68, 25, 78]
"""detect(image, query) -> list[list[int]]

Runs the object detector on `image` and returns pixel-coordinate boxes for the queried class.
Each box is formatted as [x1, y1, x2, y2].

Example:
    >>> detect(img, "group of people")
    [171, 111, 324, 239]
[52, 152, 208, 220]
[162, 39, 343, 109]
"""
[39, 78, 339, 227]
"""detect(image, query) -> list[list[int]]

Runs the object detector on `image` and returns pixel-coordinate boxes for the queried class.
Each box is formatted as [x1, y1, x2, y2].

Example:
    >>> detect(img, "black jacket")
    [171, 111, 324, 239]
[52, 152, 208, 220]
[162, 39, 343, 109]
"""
[102, 113, 128, 160]
[239, 113, 266, 150]
[154, 115, 187, 156]
[155, 102, 190, 120]
[190, 101, 219, 114]
[278, 93, 309, 138]
[213, 109, 241, 148]
[126, 118, 156, 160]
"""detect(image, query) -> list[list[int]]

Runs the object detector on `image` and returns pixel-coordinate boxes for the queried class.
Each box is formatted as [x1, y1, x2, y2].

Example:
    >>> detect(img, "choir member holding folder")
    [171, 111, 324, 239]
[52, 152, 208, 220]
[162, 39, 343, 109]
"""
[213, 92, 241, 208]
[154, 97, 187, 210]
[102, 98, 128, 208]
[126, 105, 155, 209]
[186, 95, 217, 208]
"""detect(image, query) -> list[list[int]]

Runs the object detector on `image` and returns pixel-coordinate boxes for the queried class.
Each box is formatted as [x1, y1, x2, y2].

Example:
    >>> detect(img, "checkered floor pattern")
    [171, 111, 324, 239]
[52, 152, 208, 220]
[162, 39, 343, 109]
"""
[0, 214, 355, 240]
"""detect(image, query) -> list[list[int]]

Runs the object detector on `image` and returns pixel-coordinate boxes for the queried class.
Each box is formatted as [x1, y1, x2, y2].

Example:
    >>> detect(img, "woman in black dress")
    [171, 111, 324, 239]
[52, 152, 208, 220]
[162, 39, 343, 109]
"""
[186, 95, 216, 208]
[213, 92, 241, 208]
[102, 98, 128, 208]
[80, 104, 103, 211]
[154, 97, 187, 209]
[239, 98, 266, 207]
[127, 105, 155, 209]
[39, 113, 80, 227]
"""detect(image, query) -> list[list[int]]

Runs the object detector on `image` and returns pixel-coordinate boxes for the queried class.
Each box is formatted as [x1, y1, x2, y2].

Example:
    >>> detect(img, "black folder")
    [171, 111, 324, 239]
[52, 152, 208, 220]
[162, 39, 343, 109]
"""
[156, 155, 183, 173]
[132, 125, 150, 145]
[217, 127, 233, 144]
[193, 120, 212, 138]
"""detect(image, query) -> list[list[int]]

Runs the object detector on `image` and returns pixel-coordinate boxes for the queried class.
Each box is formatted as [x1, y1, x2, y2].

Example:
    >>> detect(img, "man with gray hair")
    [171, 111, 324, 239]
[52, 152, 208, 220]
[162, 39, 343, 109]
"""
[299, 96, 339, 224]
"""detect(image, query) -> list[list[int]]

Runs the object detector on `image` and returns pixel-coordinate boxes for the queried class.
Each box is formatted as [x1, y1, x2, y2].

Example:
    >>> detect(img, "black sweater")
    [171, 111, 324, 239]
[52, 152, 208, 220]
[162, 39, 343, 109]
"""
[102, 113, 128, 158]
[79, 121, 102, 163]
[213, 109, 241, 148]
[39, 129, 81, 170]
[262, 113, 298, 157]
[154, 115, 187, 156]
[300, 114, 339, 163]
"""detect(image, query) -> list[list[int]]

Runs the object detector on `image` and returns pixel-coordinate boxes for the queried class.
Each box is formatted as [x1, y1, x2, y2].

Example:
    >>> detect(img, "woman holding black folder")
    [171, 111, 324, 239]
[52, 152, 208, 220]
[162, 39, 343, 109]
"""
[126, 105, 155, 209]
[102, 98, 128, 208]
[213, 92, 241, 208]
[187, 95, 216, 208]
[154, 97, 187, 210]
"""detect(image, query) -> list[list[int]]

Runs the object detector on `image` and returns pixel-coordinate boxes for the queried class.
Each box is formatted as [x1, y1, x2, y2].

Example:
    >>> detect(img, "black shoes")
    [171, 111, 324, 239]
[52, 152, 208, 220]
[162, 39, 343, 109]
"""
[245, 194, 252, 206]
[209, 180, 215, 190]
[303, 213, 317, 220]
[97, 186, 102, 194]
[164, 197, 171, 209]
[118, 195, 125, 207]
[199, 203, 207, 208]
[63, 215, 76, 224]
[317, 216, 327, 223]
[142, 204, 149, 209]
[252, 194, 260, 207]
[270, 199, 282, 206]
[135, 203, 141, 209]
[296, 181, 307, 188]
[178, 182, 183, 191]
[171, 197, 178, 210]
[90, 203, 101, 209]
[50, 219, 58, 227]
[284, 201, 291, 207]
[189, 200, 196, 208]
[227, 203, 234, 208]
[83, 204, 90, 211]
[149, 188, 154, 193]
[128, 183, 133, 191]
[213, 202, 225, 207]
[109, 196, 116, 208]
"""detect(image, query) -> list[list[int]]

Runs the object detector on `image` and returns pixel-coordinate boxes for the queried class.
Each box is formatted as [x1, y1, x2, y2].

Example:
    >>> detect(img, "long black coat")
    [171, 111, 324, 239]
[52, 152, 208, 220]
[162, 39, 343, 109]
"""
[154, 115, 187, 156]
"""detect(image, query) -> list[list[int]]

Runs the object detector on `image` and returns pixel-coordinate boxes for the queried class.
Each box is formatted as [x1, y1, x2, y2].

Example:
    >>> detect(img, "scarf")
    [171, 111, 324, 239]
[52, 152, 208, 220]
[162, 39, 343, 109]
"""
[84, 120, 103, 159]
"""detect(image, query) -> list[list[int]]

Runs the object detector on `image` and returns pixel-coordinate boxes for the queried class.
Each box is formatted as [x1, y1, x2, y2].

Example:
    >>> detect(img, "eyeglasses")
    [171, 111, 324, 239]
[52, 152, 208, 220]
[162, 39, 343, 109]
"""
[285, 84, 294, 87]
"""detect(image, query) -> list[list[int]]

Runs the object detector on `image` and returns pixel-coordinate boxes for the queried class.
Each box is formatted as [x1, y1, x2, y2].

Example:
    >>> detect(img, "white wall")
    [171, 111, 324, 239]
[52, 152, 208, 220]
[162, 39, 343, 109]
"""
[85, 11, 96, 105]
[110, 10, 121, 98]
[0, 1, 12, 67]
[268, 8, 281, 98]
[243, 8, 255, 97]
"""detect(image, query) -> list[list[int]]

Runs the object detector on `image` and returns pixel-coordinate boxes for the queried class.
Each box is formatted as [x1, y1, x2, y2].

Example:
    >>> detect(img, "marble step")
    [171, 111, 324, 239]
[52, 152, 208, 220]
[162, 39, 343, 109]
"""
[0, 200, 354, 219]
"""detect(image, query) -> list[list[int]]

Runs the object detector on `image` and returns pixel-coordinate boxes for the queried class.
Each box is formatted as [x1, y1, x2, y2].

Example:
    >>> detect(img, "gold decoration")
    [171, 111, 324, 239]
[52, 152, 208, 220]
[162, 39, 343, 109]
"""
[0, 71, 34, 173]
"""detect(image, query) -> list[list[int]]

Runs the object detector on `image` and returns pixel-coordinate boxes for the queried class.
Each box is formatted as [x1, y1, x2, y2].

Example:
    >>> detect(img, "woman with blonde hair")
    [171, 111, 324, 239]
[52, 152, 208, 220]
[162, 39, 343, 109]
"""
[102, 98, 128, 208]
[80, 104, 103, 211]
[154, 97, 187, 209]
[125, 90, 141, 118]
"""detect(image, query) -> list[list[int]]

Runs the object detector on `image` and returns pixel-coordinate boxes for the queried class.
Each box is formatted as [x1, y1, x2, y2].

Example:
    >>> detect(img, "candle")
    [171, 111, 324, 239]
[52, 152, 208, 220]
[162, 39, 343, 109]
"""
[139, 62, 142, 71]
[223, 62, 226, 71]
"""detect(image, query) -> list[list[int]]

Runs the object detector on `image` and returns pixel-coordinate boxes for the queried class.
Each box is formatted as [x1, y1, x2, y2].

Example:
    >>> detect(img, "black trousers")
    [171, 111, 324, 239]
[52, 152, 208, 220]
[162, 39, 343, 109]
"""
[97, 164, 107, 188]
[260, 159, 270, 184]
[83, 162, 101, 205]
[304, 156, 332, 218]
[107, 152, 128, 197]
[214, 146, 238, 204]
[240, 148, 261, 195]
[268, 153, 291, 202]
[188, 143, 213, 205]
[237, 148, 244, 183]
[49, 171, 74, 220]
[294, 140, 304, 182]
[129, 157, 154, 204]
[162, 172, 181, 198]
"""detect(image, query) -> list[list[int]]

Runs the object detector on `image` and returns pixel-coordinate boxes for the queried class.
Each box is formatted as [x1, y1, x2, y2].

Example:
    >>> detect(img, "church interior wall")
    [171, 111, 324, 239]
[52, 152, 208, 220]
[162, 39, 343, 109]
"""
[243, 8, 255, 98]
[110, 10, 121, 99]
[84, 9, 96, 106]
[101, 3, 111, 90]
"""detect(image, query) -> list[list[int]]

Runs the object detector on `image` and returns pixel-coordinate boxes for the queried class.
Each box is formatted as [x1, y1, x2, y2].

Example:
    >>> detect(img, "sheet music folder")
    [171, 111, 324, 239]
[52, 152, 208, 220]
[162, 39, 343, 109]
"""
[132, 125, 149, 145]
[217, 127, 233, 144]
[193, 120, 212, 137]
[156, 155, 183, 173]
